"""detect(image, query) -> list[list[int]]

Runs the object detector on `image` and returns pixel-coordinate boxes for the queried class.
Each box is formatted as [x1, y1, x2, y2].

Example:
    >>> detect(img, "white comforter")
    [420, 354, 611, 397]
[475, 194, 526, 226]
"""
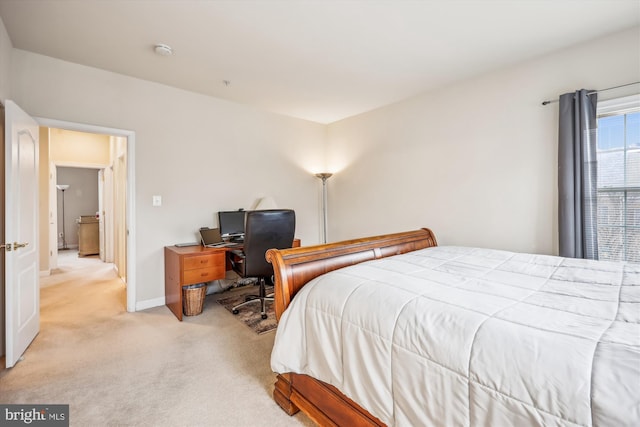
[271, 246, 640, 426]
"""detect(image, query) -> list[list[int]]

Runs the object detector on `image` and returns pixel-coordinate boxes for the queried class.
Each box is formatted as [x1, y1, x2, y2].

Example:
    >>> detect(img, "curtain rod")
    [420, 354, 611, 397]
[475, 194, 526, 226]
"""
[541, 81, 640, 106]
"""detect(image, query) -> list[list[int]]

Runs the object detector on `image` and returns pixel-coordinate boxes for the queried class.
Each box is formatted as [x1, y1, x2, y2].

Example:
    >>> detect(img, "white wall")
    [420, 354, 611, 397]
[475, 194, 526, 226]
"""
[49, 128, 111, 165]
[327, 27, 640, 256]
[0, 17, 10, 101]
[9, 49, 325, 305]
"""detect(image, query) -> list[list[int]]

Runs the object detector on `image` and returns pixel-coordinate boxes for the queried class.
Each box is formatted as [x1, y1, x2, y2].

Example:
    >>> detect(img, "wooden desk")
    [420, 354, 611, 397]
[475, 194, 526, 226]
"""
[164, 245, 227, 321]
[164, 239, 301, 321]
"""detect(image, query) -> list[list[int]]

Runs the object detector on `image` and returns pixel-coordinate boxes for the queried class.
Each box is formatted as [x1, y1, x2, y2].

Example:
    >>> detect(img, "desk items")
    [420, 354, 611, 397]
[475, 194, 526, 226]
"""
[164, 211, 299, 320]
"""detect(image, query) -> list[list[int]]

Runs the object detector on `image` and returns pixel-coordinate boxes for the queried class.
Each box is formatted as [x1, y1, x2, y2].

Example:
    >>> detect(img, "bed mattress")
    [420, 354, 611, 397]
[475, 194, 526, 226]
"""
[271, 246, 640, 426]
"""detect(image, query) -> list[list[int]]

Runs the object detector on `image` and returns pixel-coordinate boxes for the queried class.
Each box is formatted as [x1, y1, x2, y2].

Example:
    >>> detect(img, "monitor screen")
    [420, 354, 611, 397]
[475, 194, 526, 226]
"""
[218, 210, 246, 237]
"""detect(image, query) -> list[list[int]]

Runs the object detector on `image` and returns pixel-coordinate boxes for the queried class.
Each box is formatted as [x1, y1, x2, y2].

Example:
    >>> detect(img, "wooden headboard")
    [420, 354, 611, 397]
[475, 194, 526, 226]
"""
[265, 228, 438, 320]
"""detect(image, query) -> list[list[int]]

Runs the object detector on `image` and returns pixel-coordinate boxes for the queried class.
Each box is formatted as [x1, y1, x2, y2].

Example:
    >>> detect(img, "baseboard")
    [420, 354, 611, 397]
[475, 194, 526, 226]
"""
[136, 296, 165, 312]
[58, 244, 79, 250]
[40, 269, 51, 277]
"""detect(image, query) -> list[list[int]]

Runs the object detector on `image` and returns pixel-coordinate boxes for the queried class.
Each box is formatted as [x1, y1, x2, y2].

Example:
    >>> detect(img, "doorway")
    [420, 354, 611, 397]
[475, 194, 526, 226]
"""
[37, 117, 136, 313]
[55, 167, 101, 259]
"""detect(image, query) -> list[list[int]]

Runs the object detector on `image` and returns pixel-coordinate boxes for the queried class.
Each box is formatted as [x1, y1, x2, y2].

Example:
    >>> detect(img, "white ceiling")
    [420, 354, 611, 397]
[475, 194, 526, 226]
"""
[0, 0, 638, 124]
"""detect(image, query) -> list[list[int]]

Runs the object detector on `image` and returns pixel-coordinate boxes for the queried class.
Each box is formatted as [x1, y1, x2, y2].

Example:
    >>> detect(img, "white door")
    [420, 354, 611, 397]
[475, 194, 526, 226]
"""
[4, 100, 39, 368]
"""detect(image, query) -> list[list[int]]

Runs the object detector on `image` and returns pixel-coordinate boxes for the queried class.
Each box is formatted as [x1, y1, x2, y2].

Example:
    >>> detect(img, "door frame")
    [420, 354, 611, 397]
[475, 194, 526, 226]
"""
[36, 117, 136, 313]
[51, 163, 109, 266]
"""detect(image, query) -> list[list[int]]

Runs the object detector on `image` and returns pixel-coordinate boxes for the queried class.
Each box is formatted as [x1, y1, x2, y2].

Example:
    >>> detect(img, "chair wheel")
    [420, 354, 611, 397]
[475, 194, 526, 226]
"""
[232, 309, 239, 315]
[261, 313, 268, 319]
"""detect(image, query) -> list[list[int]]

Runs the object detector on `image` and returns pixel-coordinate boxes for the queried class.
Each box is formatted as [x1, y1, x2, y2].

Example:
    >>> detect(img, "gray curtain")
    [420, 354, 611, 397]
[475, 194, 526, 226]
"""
[558, 89, 598, 259]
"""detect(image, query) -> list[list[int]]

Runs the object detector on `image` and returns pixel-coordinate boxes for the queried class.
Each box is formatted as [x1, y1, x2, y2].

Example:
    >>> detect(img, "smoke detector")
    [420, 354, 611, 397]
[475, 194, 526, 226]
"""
[154, 44, 173, 56]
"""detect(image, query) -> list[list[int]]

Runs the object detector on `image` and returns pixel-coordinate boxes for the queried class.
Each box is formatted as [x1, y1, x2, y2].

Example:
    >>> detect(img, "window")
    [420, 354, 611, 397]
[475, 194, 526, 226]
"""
[596, 95, 640, 263]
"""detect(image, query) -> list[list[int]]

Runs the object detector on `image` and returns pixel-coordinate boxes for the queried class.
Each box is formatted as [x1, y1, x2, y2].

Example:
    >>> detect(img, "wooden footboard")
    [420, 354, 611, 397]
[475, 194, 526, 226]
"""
[265, 228, 438, 426]
[274, 372, 386, 427]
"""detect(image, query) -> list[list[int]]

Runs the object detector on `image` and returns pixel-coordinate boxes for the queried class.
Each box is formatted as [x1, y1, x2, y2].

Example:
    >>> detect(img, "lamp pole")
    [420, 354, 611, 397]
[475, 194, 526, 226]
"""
[315, 173, 333, 244]
[56, 184, 70, 250]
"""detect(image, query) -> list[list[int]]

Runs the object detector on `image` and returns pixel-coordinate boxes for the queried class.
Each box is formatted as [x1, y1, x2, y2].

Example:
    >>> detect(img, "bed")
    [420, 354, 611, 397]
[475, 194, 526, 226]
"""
[265, 228, 639, 427]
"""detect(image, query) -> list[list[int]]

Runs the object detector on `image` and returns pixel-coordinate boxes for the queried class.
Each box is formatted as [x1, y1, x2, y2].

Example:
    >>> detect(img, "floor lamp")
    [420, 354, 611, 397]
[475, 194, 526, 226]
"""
[315, 173, 332, 244]
[56, 184, 70, 250]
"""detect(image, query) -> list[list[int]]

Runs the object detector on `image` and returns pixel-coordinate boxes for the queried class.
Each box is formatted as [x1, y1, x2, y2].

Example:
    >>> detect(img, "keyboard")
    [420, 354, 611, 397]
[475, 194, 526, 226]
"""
[205, 242, 234, 248]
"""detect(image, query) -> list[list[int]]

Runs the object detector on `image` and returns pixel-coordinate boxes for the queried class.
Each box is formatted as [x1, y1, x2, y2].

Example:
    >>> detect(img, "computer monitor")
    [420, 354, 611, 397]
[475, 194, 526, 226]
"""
[218, 210, 246, 238]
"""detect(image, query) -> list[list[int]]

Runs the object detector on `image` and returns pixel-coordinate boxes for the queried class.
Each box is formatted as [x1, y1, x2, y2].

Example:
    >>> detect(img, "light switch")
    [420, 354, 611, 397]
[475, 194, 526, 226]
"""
[152, 195, 162, 207]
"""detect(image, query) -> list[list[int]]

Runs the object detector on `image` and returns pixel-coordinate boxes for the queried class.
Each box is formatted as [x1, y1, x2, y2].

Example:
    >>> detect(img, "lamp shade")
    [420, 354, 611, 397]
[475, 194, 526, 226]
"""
[315, 173, 333, 181]
[254, 196, 278, 210]
[56, 184, 70, 191]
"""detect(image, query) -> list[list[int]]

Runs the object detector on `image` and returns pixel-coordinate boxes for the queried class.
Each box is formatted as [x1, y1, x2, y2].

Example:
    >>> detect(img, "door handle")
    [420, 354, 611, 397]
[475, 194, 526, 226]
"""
[0, 243, 12, 252]
[13, 242, 29, 250]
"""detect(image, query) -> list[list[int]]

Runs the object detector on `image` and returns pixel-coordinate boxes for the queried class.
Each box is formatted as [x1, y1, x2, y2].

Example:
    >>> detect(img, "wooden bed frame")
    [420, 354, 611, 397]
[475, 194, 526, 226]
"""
[265, 228, 438, 426]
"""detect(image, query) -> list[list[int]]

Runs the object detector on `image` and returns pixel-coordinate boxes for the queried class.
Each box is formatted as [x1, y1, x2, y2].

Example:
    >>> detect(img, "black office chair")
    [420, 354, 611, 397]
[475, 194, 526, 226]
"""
[229, 209, 295, 319]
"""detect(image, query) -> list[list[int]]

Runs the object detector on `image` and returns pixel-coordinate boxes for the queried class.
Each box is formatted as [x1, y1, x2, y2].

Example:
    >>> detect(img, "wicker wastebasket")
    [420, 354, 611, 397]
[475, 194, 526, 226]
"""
[182, 283, 207, 316]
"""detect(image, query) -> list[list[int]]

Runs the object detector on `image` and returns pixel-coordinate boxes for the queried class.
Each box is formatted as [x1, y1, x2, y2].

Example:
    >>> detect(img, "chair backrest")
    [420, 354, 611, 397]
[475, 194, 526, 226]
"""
[242, 209, 296, 278]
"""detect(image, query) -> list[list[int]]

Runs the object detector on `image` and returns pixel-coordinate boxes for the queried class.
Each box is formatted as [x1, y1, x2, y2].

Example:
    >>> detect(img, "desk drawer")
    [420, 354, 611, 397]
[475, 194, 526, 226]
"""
[184, 253, 223, 270]
[183, 266, 223, 284]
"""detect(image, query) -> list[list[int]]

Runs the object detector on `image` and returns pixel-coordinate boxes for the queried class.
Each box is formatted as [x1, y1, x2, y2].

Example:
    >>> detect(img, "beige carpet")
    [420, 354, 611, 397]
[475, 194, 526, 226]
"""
[0, 251, 313, 427]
